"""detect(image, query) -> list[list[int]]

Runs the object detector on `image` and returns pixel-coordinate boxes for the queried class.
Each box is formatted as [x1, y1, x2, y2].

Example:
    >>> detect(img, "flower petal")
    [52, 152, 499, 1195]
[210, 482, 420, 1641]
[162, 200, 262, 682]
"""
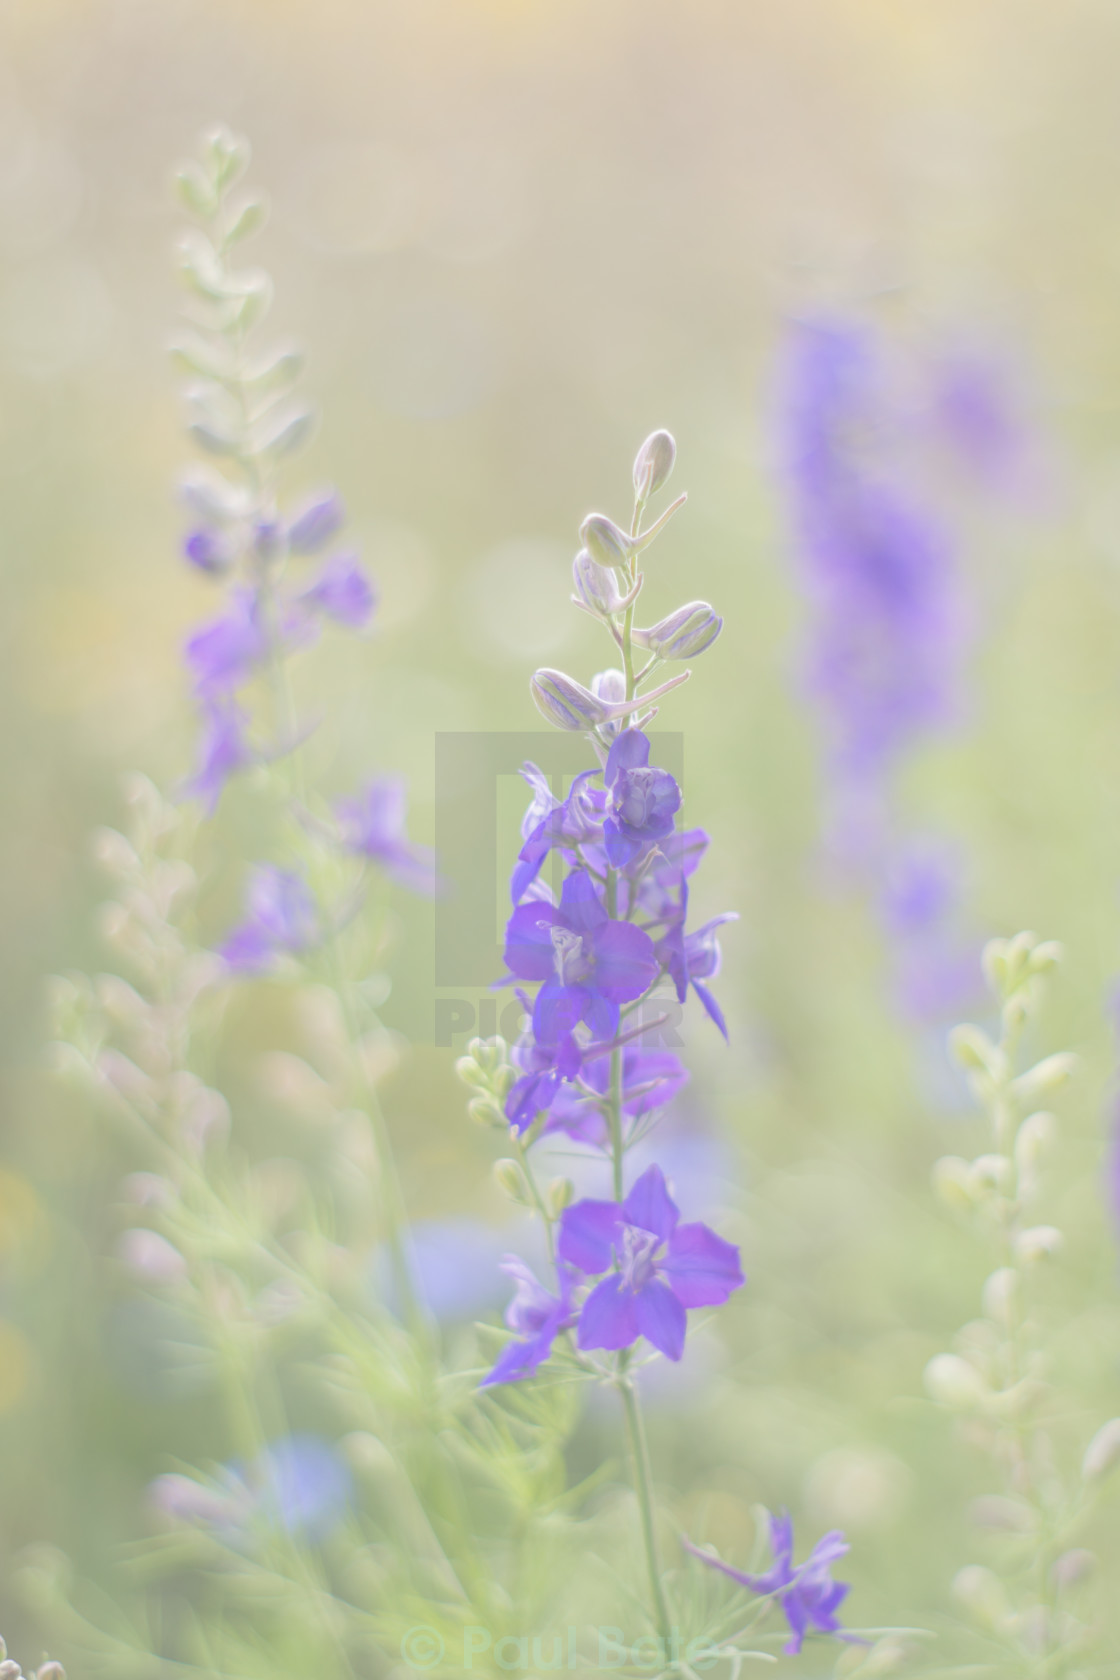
[590, 920, 658, 1001]
[558, 868, 608, 932]
[504, 903, 562, 981]
[635, 1278, 687, 1360]
[533, 982, 588, 1045]
[605, 728, 650, 782]
[558, 1198, 621, 1274]
[623, 1165, 679, 1242]
[691, 978, 729, 1040]
[662, 1222, 744, 1307]
[577, 1274, 640, 1351]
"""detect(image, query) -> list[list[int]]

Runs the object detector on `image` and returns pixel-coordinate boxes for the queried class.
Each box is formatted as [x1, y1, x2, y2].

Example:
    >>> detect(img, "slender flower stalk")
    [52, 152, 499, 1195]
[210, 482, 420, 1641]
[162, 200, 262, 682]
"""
[926, 932, 1119, 1673]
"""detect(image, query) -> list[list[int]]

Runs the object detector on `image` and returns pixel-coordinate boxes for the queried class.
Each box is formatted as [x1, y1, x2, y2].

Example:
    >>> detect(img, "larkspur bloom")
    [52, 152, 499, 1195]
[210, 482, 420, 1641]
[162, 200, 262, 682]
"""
[558, 1164, 743, 1361]
[602, 728, 682, 867]
[683, 1512, 858, 1657]
[504, 868, 659, 1043]
[335, 777, 438, 896]
[543, 1045, 689, 1145]
[220, 864, 318, 973]
[481, 1257, 576, 1387]
[299, 551, 378, 629]
[183, 698, 254, 813]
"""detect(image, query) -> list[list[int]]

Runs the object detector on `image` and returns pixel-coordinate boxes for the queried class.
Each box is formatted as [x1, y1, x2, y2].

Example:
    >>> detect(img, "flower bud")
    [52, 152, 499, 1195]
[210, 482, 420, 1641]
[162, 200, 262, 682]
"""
[573, 550, 628, 615]
[530, 669, 609, 731]
[1081, 1417, 1120, 1481]
[1014, 1225, 1062, 1264]
[546, 1176, 575, 1217]
[1052, 1548, 1095, 1589]
[288, 489, 345, 554]
[492, 1158, 531, 1205]
[633, 430, 676, 499]
[36, 1662, 66, 1680]
[1011, 1052, 1077, 1104]
[117, 1228, 188, 1286]
[0, 1662, 19, 1680]
[579, 513, 634, 571]
[948, 1024, 1003, 1079]
[202, 123, 251, 191]
[969, 1495, 1037, 1532]
[467, 1094, 507, 1128]
[924, 1353, 986, 1409]
[967, 1154, 1012, 1199]
[952, 1564, 1009, 1629]
[931, 1155, 973, 1214]
[632, 601, 723, 661]
[1014, 1111, 1056, 1173]
[455, 1055, 489, 1090]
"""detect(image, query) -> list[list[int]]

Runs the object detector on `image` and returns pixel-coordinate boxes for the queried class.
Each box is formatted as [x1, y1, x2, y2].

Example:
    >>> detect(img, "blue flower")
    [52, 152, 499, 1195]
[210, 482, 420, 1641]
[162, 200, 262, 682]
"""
[602, 729, 681, 869]
[558, 1164, 743, 1362]
[504, 869, 659, 1044]
[683, 1512, 861, 1657]
[220, 865, 318, 973]
[511, 765, 605, 904]
[300, 552, 378, 629]
[336, 777, 438, 896]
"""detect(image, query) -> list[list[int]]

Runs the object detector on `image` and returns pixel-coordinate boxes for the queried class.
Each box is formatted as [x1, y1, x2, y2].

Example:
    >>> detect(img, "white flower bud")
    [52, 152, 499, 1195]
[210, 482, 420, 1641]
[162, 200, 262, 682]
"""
[967, 1154, 1012, 1199]
[117, 1228, 188, 1286]
[531, 669, 610, 730]
[925, 1353, 987, 1409]
[1011, 1052, 1078, 1104]
[1081, 1417, 1120, 1481]
[1014, 1111, 1056, 1173]
[546, 1176, 575, 1217]
[948, 1024, 1004, 1080]
[579, 513, 634, 570]
[931, 1155, 973, 1214]
[633, 430, 677, 499]
[1014, 1226, 1062, 1265]
[493, 1158, 531, 1205]
[952, 1564, 1009, 1629]
[572, 549, 632, 616]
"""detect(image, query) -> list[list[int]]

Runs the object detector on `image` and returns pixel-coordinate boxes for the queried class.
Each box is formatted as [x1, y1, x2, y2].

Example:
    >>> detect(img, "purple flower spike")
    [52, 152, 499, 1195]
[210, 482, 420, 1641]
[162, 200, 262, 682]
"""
[544, 1046, 689, 1147]
[220, 864, 318, 974]
[302, 552, 378, 629]
[603, 729, 681, 868]
[558, 1164, 743, 1361]
[683, 1512, 862, 1657]
[335, 777, 438, 896]
[481, 1257, 576, 1387]
[504, 869, 659, 1044]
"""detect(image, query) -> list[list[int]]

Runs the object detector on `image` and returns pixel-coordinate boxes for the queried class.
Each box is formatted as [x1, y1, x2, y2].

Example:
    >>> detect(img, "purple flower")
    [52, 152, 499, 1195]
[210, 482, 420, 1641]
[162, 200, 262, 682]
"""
[511, 766, 605, 904]
[183, 526, 233, 574]
[301, 552, 377, 629]
[481, 1257, 576, 1387]
[254, 1433, 352, 1541]
[558, 1164, 743, 1361]
[504, 869, 659, 1044]
[220, 864, 318, 973]
[185, 589, 269, 695]
[183, 698, 254, 812]
[683, 1513, 860, 1657]
[288, 489, 346, 554]
[656, 875, 738, 1040]
[505, 1030, 585, 1133]
[335, 777, 438, 896]
[544, 1046, 689, 1146]
[603, 729, 682, 868]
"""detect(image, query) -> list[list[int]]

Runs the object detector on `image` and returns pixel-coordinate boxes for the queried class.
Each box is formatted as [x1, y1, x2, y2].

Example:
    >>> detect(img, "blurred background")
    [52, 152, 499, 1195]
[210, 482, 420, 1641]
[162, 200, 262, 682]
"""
[2, 0, 1120, 1667]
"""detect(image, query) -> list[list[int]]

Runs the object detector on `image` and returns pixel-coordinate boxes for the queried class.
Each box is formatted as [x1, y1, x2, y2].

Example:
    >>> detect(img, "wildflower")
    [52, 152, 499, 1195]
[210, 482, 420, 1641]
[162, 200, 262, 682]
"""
[481, 1257, 576, 1387]
[603, 729, 681, 868]
[504, 1030, 585, 1133]
[185, 588, 269, 695]
[512, 768, 605, 903]
[336, 777, 438, 895]
[503, 868, 659, 1043]
[183, 698, 254, 812]
[558, 1164, 742, 1361]
[544, 1045, 689, 1145]
[287, 487, 346, 553]
[183, 526, 233, 574]
[220, 864, 318, 973]
[683, 1512, 858, 1656]
[300, 552, 378, 629]
[655, 875, 738, 1039]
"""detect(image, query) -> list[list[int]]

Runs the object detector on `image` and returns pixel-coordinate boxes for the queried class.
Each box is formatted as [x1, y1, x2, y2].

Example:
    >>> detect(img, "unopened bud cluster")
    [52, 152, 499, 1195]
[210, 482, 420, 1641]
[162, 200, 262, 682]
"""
[455, 1037, 515, 1128]
[0, 1639, 64, 1680]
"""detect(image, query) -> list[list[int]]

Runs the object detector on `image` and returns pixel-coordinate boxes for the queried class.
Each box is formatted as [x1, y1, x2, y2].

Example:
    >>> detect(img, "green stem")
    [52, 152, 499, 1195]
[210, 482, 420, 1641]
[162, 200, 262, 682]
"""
[618, 1364, 673, 1648]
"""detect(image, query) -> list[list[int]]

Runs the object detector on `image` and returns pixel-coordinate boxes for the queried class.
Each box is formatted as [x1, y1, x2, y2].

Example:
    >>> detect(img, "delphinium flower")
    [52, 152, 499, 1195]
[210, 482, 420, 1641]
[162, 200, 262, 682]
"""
[457, 431, 747, 1649]
[683, 1512, 858, 1657]
[776, 315, 1001, 1023]
[925, 932, 1120, 1670]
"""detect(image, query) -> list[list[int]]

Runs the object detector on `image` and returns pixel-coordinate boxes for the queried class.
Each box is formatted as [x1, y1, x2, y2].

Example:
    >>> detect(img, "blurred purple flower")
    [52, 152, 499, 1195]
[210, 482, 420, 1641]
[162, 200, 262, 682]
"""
[481, 1257, 576, 1387]
[544, 1046, 689, 1146]
[336, 777, 438, 895]
[930, 344, 1035, 501]
[183, 526, 233, 574]
[558, 1164, 743, 1361]
[301, 552, 377, 629]
[504, 869, 659, 1043]
[220, 864, 318, 973]
[683, 1512, 859, 1657]
[183, 698, 254, 812]
[254, 1433, 352, 1541]
[185, 588, 269, 695]
[288, 488, 346, 554]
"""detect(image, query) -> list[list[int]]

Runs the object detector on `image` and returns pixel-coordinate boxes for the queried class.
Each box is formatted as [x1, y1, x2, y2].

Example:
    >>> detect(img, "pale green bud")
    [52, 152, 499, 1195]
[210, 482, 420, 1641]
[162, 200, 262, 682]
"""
[223, 193, 269, 246]
[475, 1036, 508, 1073]
[201, 124, 251, 192]
[175, 160, 218, 218]
[931, 1155, 973, 1214]
[632, 601, 723, 660]
[1051, 1548, 1095, 1589]
[455, 1056, 488, 1090]
[633, 429, 676, 499]
[1014, 1225, 1062, 1264]
[493, 1158, 531, 1205]
[948, 1023, 1003, 1080]
[467, 1095, 506, 1128]
[580, 513, 634, 570]
[546, 1176, 575, 1217]
[1081, 1417, 1120, 1481]
[254, 405, 315, 461]
[967, 1154, 1012, 1199]
[952, 1564, 1009, 1629]
[969, 1495, 1037, 1532]
[924, 1353, 987, 1408]
[1011, 1052, 1077, 1104]
[1014, 1111, 1056, 1176]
